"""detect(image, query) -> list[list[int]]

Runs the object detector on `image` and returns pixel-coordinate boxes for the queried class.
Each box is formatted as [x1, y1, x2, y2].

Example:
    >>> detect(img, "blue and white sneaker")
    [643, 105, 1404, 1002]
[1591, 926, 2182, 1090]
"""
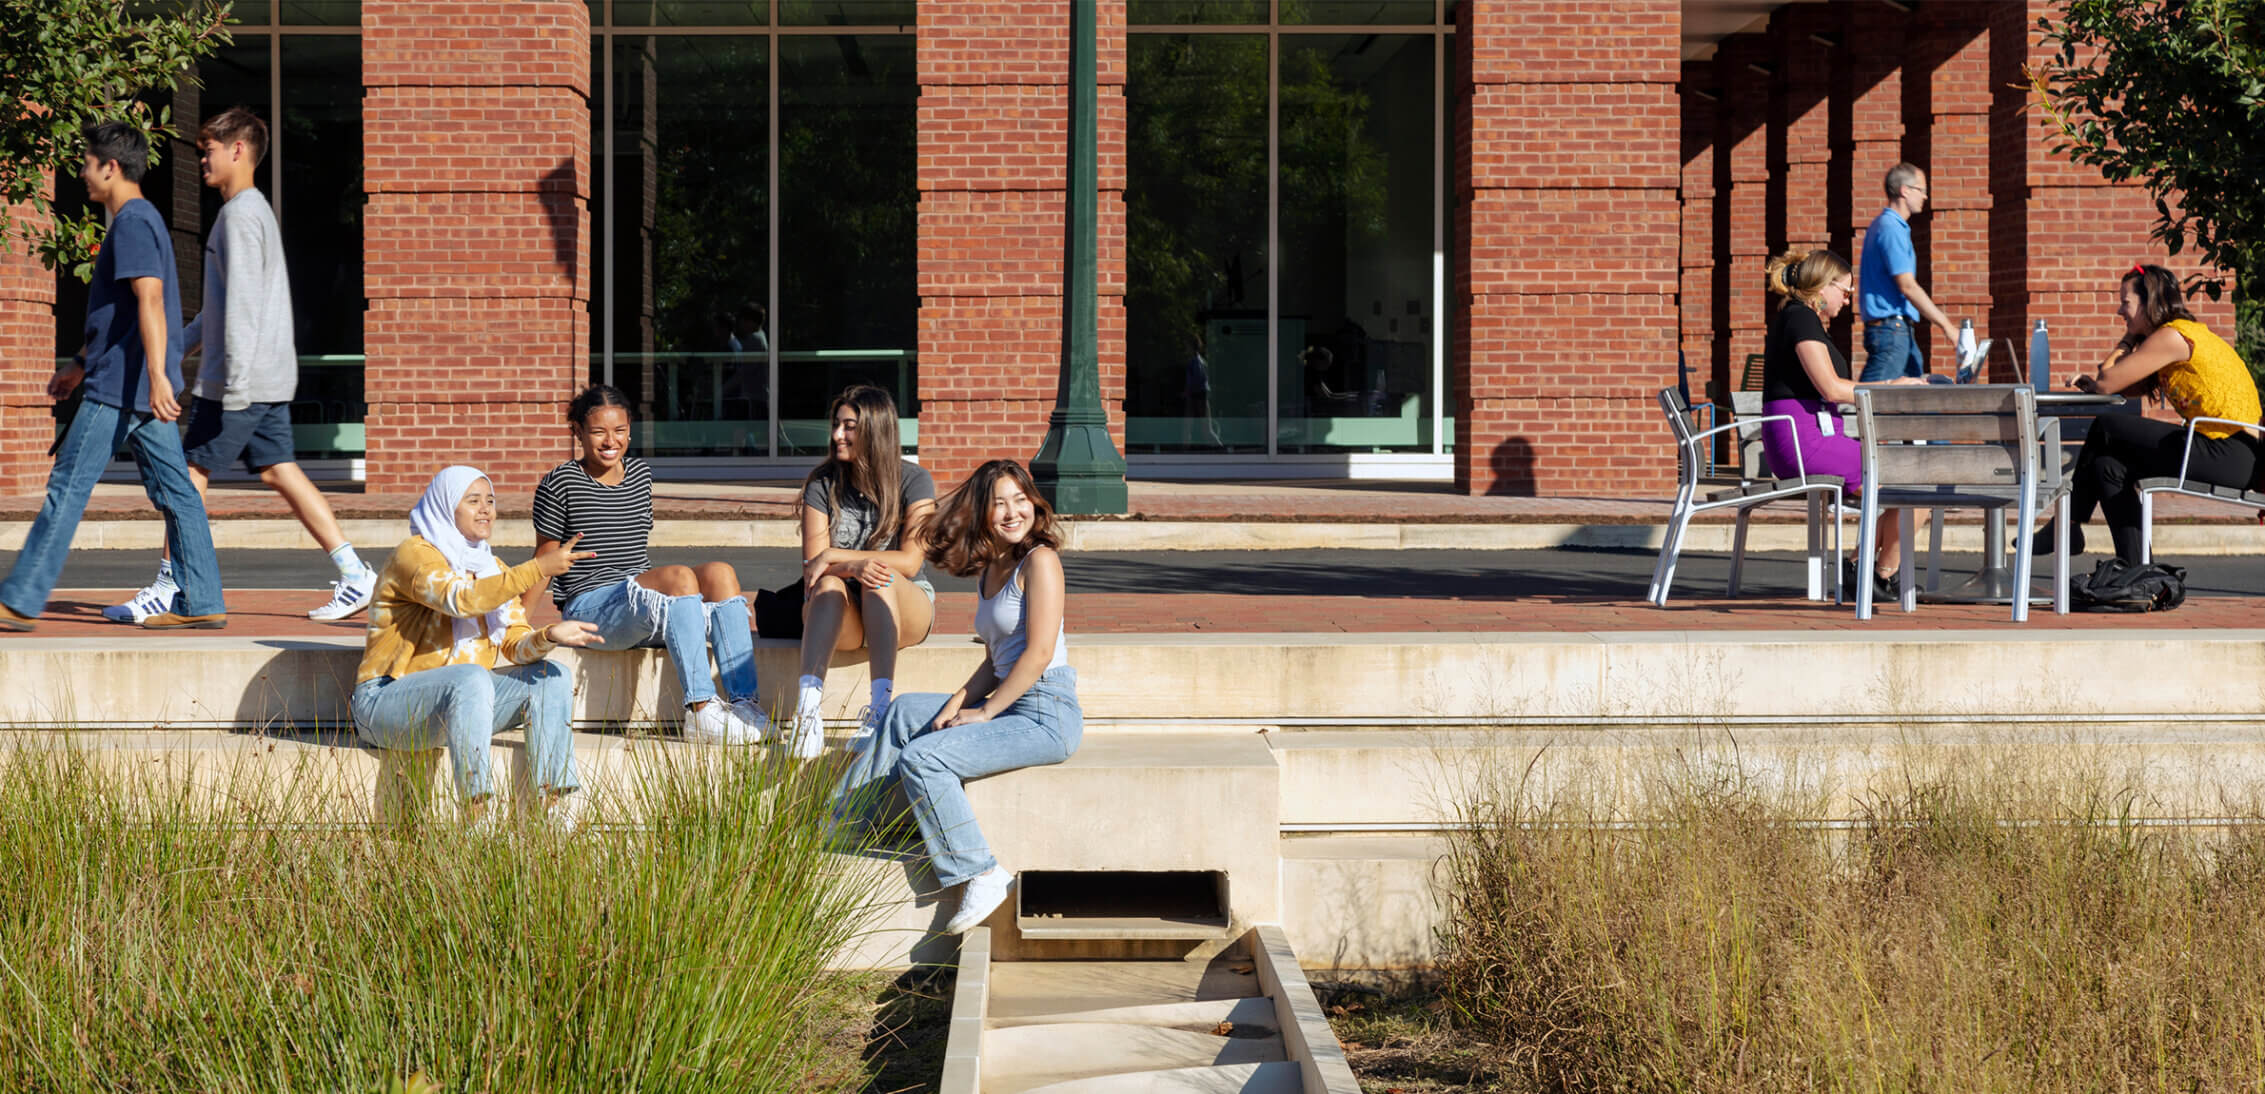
[308, 569, 378, 622]
[102, 576, 178, 624]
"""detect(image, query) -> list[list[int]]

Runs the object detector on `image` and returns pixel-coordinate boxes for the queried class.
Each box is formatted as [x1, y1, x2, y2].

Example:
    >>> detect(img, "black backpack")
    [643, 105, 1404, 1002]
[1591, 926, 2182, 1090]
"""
[2071, 558, 2187, 612]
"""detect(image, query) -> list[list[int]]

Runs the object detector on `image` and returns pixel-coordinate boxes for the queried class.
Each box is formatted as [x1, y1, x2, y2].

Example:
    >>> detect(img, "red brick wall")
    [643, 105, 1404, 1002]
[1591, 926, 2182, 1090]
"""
[914, 0, 1127, 493]
[1454, 0, 1680, 495]
[359, 0, 590, 498]
[1989, 0, 2232, 385]
[0, 196, 54, 494]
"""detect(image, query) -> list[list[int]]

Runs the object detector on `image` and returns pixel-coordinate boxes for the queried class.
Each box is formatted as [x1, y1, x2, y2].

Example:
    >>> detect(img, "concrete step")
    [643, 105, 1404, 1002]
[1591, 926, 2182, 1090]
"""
[1015, 1061, 1303, 1094]
[979, 1024, 1286, 1091]
[986, 960, 1263, 1021]
[987, 996, 1279, 1033]
[10, 631, 2264, 731]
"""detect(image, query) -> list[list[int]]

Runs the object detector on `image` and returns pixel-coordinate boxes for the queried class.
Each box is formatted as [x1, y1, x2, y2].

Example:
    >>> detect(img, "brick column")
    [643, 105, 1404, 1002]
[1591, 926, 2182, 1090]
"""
[1678, 64, 1717, 394]
[915, 0, 1127, 491]
[1770, 8, 1833, 255]
[1906, 3, 1993, 368]
[1840, 0, 1905, 333]
[1454, 0, 1679, 496]
[0, 196, 54, 494]
[1715, 35, 1771, 390]
[1989, 0, 2232, 383]
[361, 0, 589, 496]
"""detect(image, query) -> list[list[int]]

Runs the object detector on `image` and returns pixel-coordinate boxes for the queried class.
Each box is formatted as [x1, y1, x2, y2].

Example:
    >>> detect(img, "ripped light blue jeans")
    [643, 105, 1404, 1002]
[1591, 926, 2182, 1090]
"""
[835, 666, 1082, 887]
[564, 577, 758, 709]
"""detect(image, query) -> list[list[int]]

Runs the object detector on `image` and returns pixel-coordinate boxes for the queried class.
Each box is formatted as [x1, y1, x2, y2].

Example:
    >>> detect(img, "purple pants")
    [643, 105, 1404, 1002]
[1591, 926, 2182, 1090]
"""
[1758, 398, 1862, 487]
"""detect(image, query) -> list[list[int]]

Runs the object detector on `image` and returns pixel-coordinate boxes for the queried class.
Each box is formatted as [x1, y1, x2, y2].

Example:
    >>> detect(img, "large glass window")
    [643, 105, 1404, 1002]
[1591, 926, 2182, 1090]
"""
[56, 9, 364, 474]
[1127, 7, 1451, 466]
[591, 2, 916, 469]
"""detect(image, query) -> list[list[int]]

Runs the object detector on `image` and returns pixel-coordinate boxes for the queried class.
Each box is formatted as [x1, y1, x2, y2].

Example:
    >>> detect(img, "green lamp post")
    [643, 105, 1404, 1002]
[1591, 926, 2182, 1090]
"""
[1031, 0, 1128, 515]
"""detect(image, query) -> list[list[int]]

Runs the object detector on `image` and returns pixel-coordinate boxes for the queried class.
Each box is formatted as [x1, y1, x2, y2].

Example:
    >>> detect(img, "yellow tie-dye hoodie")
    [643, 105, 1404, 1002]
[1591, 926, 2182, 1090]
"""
[356, 536, 555, 685]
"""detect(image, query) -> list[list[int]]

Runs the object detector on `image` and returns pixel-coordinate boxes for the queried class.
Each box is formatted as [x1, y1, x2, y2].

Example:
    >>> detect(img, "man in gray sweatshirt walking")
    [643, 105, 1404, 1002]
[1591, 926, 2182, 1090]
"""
[107, 107, 375, 623]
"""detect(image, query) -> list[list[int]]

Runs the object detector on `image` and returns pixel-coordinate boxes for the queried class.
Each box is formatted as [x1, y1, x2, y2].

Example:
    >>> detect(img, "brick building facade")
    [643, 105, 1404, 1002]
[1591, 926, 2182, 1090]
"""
[0, 1, 2232, 501]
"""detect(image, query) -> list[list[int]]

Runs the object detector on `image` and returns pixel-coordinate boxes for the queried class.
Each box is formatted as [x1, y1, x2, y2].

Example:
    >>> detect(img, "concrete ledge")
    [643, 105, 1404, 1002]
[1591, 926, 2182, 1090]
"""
[1253, 924, 1365, 1094]
[2, 630, 2261, 728]
[941, 926, 987, 1094]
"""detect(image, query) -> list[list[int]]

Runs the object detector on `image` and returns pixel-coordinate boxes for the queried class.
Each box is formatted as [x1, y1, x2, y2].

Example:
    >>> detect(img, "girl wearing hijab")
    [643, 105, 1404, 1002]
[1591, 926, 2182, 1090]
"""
[353, 466, 602, 828]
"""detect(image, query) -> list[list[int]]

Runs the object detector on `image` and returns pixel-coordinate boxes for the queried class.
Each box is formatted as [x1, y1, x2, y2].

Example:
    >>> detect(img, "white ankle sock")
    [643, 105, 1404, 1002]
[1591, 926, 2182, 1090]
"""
[329, 542, 369, 578]
[869, 678, 893, 717]
[798, 674, 825, 718]
[155, 557, 175, 586]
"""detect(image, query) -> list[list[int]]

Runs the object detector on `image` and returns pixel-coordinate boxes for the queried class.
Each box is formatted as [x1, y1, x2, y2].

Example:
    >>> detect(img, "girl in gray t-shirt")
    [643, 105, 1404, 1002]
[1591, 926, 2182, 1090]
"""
[787, 384, 936, 758]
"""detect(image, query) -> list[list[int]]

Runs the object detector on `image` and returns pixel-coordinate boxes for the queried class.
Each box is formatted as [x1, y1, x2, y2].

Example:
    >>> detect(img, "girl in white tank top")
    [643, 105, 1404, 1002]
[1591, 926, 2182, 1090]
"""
[831, 459, 1082, 937]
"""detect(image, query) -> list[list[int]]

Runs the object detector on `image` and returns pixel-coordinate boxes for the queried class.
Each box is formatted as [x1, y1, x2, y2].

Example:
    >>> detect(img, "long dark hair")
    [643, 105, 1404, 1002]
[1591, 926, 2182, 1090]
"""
[925, 460, 1060, 579]
[2117, 264, 2199, 353]
[803, 384, 905, 550]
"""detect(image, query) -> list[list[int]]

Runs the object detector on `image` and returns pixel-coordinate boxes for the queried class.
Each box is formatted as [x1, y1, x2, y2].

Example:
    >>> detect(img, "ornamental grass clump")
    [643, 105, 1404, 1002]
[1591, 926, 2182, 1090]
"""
[0, 743, 894, 1092]
[1434, 756, 2265, 1093]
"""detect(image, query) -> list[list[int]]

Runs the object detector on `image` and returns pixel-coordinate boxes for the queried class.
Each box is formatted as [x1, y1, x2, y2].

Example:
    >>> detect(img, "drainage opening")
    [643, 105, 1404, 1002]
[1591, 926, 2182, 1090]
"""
[1015, 871, 1231, 940]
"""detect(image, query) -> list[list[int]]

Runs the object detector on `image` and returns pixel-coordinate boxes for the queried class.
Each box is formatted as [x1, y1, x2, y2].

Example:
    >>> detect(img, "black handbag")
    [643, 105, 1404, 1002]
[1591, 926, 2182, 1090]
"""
[752, 579, 806, 639]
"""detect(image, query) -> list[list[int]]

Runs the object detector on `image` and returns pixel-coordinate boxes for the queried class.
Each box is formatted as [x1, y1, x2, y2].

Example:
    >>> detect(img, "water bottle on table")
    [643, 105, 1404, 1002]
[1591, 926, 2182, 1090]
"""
[1955, 319, 1978, 383]
[2030, 319, 2051, 394]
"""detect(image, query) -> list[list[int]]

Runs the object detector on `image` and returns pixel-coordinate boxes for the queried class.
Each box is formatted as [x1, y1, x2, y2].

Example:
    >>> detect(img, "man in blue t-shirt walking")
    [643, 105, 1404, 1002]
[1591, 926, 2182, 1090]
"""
[0, 123, 227, 631]
[1857, 162, 1964, 382]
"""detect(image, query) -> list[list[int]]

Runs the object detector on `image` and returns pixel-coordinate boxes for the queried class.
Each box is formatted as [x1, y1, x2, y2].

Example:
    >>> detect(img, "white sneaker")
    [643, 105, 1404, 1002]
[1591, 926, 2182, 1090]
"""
[547, 791, 590, 834]
[729, 698, 776, 742]
[683, 701, 761, 745]
[944, 866, 1013, 934]
[846, 704, 885, 756]
[102, 577, 178, 624]
[308, 569, 378, 622]
[787, 707, 827, 760]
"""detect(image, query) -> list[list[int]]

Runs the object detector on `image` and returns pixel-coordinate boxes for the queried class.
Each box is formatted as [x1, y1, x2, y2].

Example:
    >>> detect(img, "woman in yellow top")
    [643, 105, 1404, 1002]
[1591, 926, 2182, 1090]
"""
[2055, 264, 2262, 562]
[354, 465, 602, 827]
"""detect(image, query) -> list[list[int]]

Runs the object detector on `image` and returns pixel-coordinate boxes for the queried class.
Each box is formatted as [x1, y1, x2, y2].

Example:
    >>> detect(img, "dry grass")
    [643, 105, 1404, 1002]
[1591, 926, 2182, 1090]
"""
[1419, 757, 2265, 1093]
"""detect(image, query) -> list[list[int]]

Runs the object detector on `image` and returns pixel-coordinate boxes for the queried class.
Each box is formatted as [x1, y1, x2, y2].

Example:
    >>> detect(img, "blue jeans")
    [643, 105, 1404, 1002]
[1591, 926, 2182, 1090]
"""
[563, 578, 757, 708]
[1860, 317, 1926, 382]
[351, 660, 581, 802]
[0, 397, 223, 618]
[836, 665, 1082, 887]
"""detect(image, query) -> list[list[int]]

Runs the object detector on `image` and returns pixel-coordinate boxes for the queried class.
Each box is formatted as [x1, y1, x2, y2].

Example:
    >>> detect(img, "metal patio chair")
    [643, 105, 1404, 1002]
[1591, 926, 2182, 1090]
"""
[1649, 386, 1844, 607]
[2137, 417, 2265, 564]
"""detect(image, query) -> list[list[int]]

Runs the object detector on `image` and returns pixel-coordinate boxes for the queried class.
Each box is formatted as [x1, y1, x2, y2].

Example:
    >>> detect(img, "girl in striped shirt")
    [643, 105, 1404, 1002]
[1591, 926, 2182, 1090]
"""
[531, 385, 766, 743]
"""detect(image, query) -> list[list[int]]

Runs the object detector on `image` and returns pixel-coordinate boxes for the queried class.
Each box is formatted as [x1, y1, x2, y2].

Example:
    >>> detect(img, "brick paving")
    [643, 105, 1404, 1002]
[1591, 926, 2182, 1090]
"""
[7, 587, 2257, 640]
[7, 478, 2261, 526]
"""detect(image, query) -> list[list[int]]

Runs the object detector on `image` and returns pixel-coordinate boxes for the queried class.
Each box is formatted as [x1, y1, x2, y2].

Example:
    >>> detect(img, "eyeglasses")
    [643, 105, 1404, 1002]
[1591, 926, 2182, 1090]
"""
[1905, 185, 1929, 197]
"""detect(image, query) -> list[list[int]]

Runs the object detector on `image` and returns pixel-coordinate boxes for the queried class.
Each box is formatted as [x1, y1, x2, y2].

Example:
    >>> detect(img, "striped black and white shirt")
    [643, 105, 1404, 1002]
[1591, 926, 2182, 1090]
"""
[532, 457, 654, 608]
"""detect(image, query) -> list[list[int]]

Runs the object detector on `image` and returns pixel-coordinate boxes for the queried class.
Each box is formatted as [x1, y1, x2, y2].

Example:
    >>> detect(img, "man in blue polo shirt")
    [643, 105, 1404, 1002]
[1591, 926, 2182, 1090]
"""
[0, 122, 227, 631]
[1857, 162, 1963, 382]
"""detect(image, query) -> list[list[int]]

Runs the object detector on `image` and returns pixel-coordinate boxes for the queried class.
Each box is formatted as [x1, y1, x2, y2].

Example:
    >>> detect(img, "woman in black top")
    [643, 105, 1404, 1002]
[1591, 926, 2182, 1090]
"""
[1757, 249, 1923, 599]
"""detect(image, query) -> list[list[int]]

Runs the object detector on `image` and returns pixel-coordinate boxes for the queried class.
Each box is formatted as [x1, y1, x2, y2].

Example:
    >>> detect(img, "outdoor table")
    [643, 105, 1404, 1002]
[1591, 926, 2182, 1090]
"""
[1922, 390, 2125, 605]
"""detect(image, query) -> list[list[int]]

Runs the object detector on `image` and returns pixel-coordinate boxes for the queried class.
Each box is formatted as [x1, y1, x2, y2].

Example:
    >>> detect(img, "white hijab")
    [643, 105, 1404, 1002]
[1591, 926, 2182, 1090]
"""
[408, 465, 510, 658]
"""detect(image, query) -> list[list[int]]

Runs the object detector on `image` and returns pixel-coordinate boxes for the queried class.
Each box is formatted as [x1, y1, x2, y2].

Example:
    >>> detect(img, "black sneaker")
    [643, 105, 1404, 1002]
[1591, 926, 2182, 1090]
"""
[2030, 520, 2085, 556]
[1872, 570, 1901, 604]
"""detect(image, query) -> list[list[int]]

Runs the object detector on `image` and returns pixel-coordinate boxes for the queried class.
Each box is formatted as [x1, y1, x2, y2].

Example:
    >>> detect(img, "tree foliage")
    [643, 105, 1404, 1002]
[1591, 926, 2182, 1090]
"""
[0, 0, 231, 279]
[2032, 0, 2265, 366]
